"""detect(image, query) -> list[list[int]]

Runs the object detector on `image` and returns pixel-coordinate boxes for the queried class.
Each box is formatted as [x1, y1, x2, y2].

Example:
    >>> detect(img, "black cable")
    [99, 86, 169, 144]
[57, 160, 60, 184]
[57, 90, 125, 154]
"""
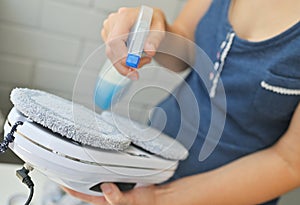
[1, 120, 34, 204]
[1, 117, 34, 204]
[25, 186, 34, 205]
[0, 121, 23, 153]
[16, 165, 34, 205]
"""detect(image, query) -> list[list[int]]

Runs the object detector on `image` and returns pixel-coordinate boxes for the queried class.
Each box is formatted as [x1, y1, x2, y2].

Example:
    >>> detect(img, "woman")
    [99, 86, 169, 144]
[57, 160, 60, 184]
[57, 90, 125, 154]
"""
[65, 0, 300, 204]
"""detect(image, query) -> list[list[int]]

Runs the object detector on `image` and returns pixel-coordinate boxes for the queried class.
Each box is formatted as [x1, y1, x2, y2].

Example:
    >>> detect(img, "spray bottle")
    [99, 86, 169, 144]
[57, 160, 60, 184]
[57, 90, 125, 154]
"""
[94, 6, 153, 110]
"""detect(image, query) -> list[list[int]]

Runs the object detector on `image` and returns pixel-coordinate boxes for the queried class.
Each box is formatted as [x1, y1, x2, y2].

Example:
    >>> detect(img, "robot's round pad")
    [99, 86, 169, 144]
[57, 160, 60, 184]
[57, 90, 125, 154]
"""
[10, 88, 130, 150]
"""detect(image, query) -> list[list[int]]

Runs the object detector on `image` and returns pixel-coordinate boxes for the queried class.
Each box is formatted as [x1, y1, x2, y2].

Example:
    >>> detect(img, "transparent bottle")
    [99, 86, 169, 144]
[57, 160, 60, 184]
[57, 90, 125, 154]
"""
[94, 6, 153, 110]
[94, 60, 131, 110]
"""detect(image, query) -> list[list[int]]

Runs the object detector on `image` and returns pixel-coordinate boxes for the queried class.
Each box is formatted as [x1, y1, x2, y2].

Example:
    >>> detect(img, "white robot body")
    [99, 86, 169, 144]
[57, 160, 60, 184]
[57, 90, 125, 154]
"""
[4, 108, 178, 196]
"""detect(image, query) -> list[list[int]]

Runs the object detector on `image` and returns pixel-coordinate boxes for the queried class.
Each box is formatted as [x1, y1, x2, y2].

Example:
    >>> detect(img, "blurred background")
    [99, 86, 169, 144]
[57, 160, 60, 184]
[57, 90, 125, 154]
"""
[0, 0, 299, 204]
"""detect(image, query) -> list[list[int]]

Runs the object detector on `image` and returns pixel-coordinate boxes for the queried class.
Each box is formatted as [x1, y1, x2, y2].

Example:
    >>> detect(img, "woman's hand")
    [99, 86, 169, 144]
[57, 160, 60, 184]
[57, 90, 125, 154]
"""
[63, 183, 159, 205]
[101, 7, 167, 79]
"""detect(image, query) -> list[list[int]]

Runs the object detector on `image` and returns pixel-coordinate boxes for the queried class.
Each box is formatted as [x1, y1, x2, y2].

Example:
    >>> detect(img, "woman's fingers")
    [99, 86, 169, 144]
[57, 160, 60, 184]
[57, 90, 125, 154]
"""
[101, 7, 166, 75]
[113, 56, 151, 80]
[103, 8, 138, 75]
[63, 184, 158, 205]
[62, 184, 132, 205]
[144, 8, 166, 57]
[62, 187, 109, 205]
[101, 183, 133, 205]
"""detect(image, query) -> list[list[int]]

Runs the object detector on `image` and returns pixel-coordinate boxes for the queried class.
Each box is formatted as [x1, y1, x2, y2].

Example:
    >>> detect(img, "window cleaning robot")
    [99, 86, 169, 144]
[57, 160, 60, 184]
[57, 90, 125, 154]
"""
[2, 88, 188, 204]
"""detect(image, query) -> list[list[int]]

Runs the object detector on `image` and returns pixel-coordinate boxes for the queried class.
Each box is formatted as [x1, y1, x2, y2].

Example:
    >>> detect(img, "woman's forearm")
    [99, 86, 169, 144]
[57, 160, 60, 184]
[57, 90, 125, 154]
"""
[155, 113, 300, 205]
[157, 147, 300, 205]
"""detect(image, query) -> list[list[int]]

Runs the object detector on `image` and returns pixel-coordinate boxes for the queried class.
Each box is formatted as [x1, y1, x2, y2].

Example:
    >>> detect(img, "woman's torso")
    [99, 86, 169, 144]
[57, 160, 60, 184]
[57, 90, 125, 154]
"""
[151, 0, 300, 204]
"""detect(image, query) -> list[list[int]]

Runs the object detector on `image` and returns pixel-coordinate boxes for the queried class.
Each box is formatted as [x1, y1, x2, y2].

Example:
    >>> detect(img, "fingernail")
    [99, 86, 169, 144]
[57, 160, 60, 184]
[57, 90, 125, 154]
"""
[101, 183, 113, 194]
[128, 72, 138, 81]
[145, 42, 155, 51]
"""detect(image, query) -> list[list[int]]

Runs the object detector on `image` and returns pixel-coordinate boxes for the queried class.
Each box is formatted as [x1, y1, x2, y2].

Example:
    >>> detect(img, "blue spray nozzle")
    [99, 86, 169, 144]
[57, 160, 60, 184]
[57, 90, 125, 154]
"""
[125, 54, 141, 68]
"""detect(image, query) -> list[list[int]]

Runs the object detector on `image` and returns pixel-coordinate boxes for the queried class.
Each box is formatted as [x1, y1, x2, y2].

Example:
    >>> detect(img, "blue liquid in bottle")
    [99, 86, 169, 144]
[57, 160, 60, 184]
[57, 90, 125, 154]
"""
[94, 78, 124, 110]
[94, 60, 130, 110]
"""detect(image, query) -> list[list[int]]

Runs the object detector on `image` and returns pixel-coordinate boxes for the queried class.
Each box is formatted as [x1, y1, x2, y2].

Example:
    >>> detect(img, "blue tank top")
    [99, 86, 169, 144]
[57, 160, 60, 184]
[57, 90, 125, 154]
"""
[150, 0, 300, 204]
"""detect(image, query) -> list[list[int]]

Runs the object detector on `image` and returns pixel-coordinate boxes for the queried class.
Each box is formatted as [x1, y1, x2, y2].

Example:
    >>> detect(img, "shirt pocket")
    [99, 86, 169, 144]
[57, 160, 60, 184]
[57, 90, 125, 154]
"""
[253, 72, 300, 121]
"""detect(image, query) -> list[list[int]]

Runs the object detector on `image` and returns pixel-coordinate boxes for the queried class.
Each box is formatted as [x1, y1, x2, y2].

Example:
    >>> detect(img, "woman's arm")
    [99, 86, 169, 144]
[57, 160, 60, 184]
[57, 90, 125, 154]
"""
[156, 103, 300, 205]
[65, 104, 300, 205]
[153, 0, 212, 72]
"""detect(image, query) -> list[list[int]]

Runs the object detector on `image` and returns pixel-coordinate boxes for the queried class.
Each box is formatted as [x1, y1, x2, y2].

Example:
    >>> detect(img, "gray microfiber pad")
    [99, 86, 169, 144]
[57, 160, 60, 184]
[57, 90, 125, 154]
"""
[101, 111, 188, 160]
[10, 88, 188, 160]
[10, 88, 130, 150]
